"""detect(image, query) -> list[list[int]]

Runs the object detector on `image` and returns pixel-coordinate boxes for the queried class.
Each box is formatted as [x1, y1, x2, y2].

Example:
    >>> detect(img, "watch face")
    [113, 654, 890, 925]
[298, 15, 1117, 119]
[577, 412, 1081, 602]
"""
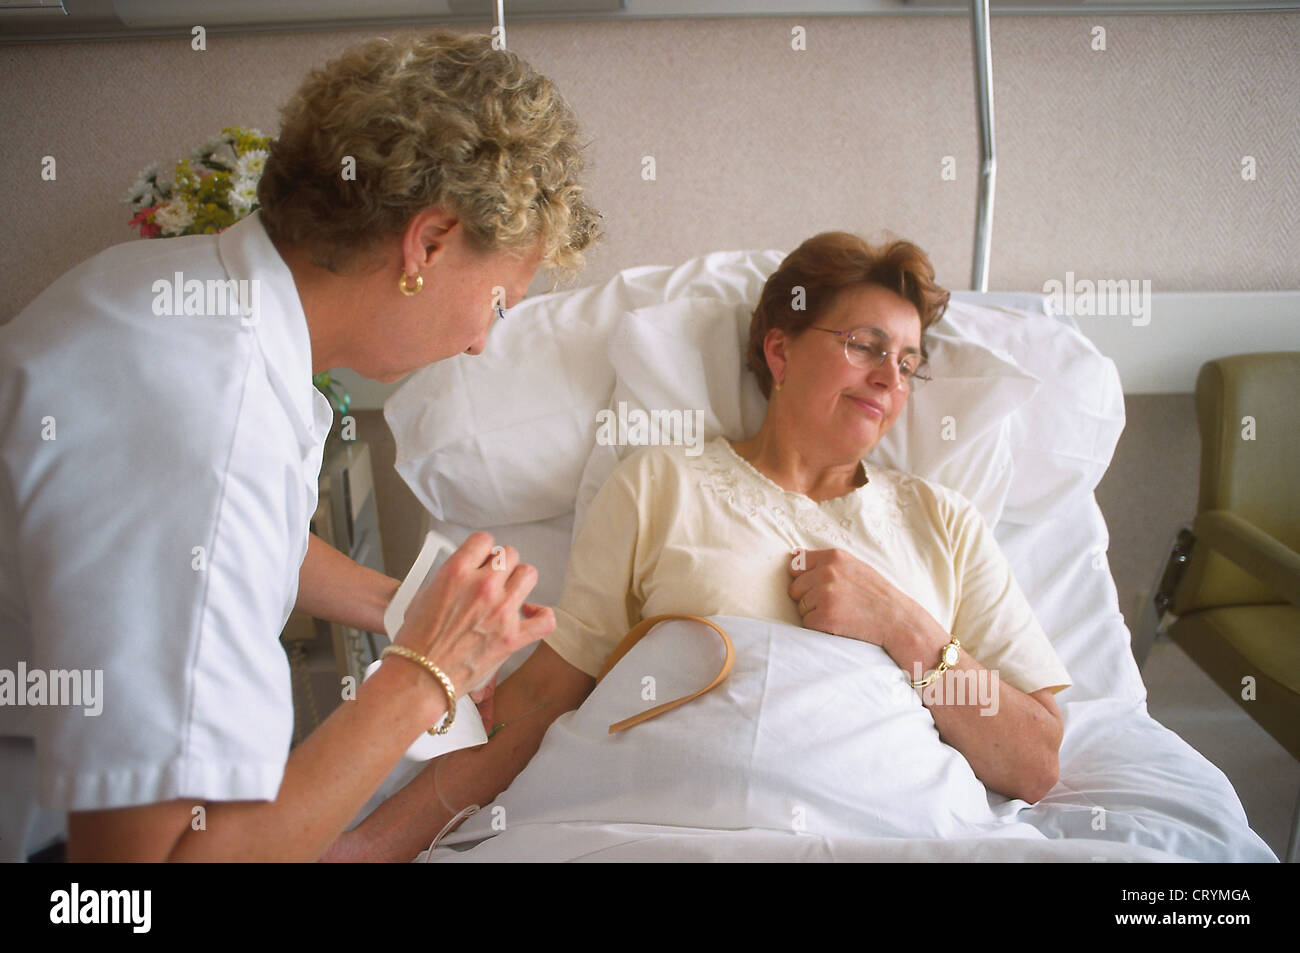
[943, 645, 960, 667]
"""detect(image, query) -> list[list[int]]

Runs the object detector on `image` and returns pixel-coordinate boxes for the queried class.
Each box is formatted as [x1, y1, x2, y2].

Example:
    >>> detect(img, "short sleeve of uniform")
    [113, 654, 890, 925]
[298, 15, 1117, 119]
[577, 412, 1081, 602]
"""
[543, 461, 647, 679]
[946, 495, 1072, 696]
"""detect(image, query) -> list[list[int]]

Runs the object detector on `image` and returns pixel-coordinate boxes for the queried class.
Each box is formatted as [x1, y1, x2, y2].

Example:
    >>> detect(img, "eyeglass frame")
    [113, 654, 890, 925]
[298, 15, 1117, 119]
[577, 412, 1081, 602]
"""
[806, 326, 932, 388]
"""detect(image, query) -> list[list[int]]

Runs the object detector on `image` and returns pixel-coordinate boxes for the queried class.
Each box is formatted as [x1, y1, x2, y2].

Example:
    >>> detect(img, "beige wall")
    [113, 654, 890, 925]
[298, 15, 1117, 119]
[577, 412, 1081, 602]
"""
[2, 12, 1298, 329]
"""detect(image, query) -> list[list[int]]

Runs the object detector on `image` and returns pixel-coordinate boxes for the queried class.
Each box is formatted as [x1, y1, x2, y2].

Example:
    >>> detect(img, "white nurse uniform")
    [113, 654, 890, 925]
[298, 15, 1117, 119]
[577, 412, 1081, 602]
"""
[0, 211, 333, 860]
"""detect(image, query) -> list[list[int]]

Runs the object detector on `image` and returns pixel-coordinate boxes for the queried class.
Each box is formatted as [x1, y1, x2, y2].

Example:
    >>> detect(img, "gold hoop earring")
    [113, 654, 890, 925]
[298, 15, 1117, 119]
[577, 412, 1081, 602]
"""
[399, 272, 423, 296]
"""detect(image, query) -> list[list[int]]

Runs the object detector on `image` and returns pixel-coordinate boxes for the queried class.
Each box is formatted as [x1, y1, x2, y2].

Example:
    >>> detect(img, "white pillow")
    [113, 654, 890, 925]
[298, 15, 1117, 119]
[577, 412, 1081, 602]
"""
[382, 245, 1110, 531]
[573, 296, 1039, 536]
[384, 281, 617, 527]
[937, 300, 1126, 525]
[384, 251, 785, 527]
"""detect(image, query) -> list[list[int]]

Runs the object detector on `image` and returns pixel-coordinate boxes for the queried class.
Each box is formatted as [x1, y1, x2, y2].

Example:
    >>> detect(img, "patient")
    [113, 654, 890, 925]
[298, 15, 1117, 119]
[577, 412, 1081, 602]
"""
[332, 231, 1071, 862]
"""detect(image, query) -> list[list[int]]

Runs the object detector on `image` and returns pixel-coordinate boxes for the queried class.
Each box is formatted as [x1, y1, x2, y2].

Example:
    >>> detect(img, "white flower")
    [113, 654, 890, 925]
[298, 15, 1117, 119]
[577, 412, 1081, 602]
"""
[235, 149, 268, 180]
[153, 201, 195, 237]
[123, 163, 160, 204]
[229, 176, 259, 217]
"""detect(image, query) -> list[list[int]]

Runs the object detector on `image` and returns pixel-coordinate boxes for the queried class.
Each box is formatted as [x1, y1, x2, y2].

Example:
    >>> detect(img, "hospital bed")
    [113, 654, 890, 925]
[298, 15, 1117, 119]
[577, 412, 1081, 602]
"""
[375, 249, 1278, 862]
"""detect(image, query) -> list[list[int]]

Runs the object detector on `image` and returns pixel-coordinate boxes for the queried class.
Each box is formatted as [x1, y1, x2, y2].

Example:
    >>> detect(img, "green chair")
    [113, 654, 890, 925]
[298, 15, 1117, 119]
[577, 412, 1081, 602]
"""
[1137, 352, 1300, 863]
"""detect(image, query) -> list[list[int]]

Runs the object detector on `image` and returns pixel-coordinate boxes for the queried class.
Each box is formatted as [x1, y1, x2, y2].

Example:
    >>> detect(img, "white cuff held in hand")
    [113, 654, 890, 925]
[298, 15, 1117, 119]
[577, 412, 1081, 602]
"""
[363, 530, 501, 762]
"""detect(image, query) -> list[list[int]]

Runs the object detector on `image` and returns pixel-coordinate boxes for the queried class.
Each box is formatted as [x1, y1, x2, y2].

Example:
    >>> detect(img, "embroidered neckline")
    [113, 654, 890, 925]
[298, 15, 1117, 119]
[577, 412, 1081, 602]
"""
[715, 437, 873, 512]
[691, 436, 915, 549]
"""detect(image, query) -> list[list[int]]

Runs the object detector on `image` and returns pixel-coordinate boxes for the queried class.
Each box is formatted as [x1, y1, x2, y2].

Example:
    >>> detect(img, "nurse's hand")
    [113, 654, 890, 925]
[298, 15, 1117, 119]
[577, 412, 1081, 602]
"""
[390, 532, 554, 701]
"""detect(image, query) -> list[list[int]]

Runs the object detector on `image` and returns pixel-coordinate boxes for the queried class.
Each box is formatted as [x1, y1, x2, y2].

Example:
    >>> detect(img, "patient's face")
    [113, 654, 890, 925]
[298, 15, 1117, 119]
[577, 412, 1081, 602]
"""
[783, 284, 922, 458]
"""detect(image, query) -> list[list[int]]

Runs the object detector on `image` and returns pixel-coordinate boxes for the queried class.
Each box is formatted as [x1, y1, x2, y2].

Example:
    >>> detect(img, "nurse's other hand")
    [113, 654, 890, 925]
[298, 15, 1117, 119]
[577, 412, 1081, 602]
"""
[391, 532, 555, 701]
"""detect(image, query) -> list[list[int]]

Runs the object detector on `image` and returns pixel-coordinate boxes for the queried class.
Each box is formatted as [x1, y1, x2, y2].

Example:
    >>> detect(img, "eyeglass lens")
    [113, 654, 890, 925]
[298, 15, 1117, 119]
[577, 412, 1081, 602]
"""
[847, 329, 921, 378]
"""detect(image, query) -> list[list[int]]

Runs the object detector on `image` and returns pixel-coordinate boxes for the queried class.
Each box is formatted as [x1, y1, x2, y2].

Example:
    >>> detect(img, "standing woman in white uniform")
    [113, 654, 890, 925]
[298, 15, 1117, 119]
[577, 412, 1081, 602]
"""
[0, 30, 601, 861]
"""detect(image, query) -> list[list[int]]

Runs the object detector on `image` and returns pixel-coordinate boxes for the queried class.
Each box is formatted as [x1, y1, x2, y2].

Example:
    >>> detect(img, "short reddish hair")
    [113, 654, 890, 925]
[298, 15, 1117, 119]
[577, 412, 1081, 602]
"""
[746, 232, 949, 398]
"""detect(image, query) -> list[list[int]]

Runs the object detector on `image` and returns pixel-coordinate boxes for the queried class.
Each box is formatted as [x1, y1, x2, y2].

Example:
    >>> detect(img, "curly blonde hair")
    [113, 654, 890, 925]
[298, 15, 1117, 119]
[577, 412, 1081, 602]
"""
[746, 232, 950, 399]
[258, 30, 603, 278]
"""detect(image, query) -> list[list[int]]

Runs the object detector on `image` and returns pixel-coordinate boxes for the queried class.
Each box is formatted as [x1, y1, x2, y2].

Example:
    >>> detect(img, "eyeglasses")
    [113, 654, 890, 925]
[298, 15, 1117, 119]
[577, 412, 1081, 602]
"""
[809, 326, 931, 388]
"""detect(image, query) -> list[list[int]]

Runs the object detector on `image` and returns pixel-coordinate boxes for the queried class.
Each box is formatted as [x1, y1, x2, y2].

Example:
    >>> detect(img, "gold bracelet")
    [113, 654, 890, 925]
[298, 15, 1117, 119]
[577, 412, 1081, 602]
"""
[380, 645, 457, 735]
[910, 637, 962, 690]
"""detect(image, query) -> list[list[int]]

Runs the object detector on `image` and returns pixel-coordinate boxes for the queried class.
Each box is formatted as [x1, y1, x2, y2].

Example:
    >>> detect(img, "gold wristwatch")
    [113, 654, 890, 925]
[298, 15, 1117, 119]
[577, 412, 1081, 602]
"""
[910, 637, 961, 689]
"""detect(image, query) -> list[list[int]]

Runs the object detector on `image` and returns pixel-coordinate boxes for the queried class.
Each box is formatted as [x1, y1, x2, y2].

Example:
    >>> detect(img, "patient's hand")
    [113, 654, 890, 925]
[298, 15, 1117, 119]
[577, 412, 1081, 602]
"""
[787, 548, 929, 653]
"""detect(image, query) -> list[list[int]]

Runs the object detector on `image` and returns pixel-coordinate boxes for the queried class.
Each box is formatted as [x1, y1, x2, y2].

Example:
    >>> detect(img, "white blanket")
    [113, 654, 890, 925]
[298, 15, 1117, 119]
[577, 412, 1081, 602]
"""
[424, 823, 1185, 863]
[395, 495, 1275, 863]
[423, 616, 1189, 862]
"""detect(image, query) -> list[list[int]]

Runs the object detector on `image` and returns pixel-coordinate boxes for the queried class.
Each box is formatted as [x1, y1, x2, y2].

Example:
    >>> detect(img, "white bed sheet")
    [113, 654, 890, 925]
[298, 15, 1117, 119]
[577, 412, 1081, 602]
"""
[406, 489, 1276, 863]
[993, 491, 1276, 861]
[422, 823, 1188, 863]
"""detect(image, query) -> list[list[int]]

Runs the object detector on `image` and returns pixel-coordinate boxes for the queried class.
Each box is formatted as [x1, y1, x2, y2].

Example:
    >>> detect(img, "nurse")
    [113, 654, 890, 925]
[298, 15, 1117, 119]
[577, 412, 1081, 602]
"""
[0, 30, 602, 861]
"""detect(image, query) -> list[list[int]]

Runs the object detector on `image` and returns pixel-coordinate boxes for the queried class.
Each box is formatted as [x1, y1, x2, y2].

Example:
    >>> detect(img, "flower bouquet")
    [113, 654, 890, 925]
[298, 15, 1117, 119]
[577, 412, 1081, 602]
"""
[123, 126, 272, 237]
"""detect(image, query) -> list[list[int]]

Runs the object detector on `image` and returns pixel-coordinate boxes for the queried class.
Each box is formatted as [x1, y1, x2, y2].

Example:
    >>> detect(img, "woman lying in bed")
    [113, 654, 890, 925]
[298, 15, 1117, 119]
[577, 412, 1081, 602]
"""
[332, 231, 1071, 862]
